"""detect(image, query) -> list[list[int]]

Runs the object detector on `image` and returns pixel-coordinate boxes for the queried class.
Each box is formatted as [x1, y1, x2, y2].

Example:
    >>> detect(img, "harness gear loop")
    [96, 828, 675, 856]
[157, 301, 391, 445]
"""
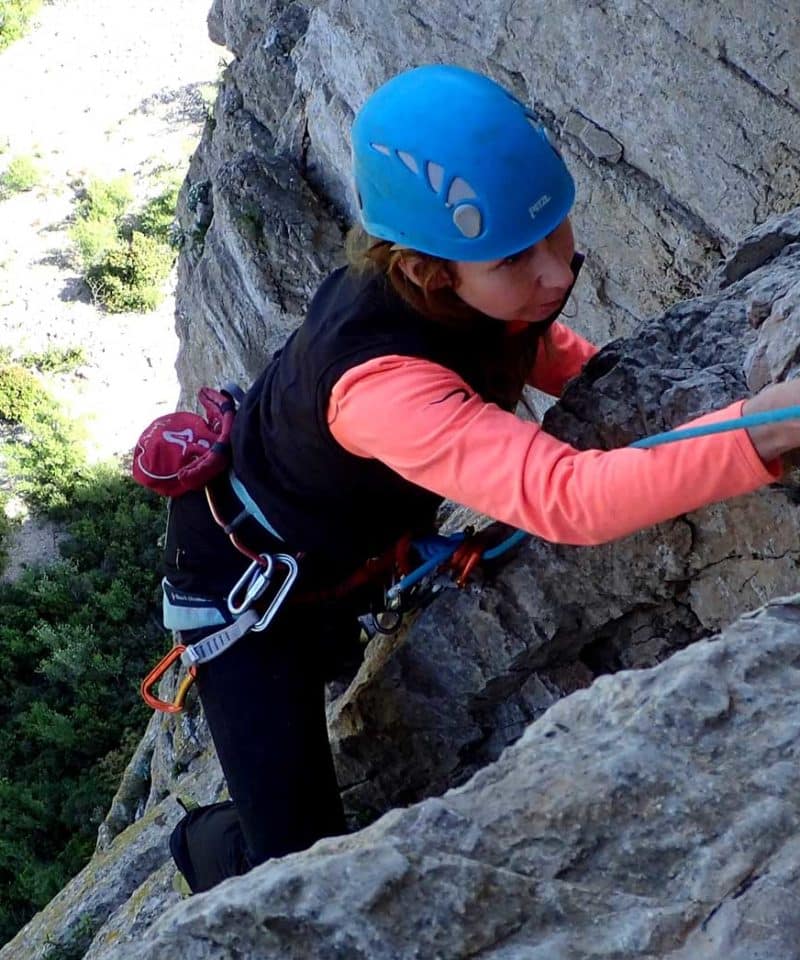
[141, 643, 197, 714]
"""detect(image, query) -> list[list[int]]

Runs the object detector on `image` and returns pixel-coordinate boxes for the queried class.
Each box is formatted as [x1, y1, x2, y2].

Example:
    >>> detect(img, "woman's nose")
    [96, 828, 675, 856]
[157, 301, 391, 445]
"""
[531, 241, 573, 290]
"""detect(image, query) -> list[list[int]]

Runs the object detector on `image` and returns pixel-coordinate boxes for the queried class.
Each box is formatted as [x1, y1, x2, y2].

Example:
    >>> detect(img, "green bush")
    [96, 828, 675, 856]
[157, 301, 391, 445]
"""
[0, 493, 12, 576]
[0, 364, 85, 509]
[19, 345, 87, 374]
[70, 216, 120, 269]
[70, 177, 132, 268]
[0, 155, 41, 198]
[5, 414, 87, 510]
[0, 0, 42, 51]
[134, 181, 180, 243]
[76, 176, 132, 225]
[0, 364, 48, 423]
[87, 232, 175, 313]
[70, 177, 177, 312]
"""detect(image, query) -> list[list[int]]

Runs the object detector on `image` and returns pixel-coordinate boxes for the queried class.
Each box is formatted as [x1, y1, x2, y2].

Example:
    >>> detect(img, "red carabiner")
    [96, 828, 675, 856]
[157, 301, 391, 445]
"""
[141, 644, 196, 714]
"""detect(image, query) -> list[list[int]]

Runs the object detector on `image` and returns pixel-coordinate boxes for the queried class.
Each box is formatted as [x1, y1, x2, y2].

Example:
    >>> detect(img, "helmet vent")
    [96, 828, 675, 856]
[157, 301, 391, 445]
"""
[453, 204, 482, 238]
[426, 161, 445, 193]
[397, 150, 419, 174]
[370, 143, 391, 156]
[446, 177, 477, 206]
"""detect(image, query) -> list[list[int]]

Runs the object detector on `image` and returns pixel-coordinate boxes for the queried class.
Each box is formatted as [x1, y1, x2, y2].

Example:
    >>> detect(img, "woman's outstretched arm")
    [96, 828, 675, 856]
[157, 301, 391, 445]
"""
[328, 355, 787, 546]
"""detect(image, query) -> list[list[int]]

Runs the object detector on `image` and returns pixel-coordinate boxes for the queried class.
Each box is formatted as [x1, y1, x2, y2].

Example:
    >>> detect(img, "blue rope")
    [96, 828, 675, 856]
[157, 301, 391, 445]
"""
[631, 405, 800, 448]
[386, 535, 465, 596]
[387, 405, 800, 599]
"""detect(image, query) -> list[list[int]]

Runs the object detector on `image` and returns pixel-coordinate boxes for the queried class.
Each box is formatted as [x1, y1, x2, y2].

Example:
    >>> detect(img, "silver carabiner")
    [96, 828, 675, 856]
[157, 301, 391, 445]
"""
[252, 554, 298, 632]
[228, 554, 274, 617]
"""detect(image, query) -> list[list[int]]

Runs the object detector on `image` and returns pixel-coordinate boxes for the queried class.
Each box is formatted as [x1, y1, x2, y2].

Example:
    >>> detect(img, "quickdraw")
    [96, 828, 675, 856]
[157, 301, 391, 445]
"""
[142, 554, 299, 713]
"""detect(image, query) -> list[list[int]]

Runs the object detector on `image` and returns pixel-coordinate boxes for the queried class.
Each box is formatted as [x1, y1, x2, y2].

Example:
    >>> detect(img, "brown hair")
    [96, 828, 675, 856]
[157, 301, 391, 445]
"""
[344, 225, 557, 412]
[345, 225, 484, 328]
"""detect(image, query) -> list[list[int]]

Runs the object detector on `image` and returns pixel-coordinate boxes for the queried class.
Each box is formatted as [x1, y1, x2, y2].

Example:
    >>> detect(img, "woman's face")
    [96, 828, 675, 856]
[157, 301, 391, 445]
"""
[450, 218, 575, 324]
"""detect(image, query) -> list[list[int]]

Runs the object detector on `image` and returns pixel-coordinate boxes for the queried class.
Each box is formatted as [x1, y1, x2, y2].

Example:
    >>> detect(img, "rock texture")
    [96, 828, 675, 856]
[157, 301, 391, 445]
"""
[50, 597, 800, 958]
[173, 0, 800, 404]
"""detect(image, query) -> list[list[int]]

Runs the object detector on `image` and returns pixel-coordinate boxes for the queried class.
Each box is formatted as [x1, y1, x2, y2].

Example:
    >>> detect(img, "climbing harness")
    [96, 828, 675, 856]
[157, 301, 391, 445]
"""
[136, 385, 416, 712]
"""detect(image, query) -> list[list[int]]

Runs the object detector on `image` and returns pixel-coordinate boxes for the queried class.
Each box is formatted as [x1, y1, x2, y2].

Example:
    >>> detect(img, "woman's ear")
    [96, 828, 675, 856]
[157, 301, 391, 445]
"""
[397, 254, 452, 290]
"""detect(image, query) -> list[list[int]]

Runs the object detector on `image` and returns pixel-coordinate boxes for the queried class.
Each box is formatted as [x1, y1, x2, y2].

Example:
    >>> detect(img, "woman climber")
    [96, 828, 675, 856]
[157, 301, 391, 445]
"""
[162, 64, 800, 892]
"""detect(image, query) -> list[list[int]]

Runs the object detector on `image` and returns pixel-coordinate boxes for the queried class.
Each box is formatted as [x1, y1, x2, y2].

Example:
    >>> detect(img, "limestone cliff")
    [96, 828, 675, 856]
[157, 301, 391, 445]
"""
[85, 596, 800, 960]
[3, 3, 800, 958]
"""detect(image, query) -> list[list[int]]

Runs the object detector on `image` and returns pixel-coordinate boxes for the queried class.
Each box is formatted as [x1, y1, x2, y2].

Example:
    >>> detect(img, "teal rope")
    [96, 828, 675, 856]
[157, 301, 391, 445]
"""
[387, 405, 800, 599]
[630, 405, 800, 449]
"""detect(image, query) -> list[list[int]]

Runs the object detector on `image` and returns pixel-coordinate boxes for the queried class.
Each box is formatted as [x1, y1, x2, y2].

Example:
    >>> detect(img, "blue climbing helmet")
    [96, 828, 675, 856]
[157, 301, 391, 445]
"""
[351, 64, 575, 262]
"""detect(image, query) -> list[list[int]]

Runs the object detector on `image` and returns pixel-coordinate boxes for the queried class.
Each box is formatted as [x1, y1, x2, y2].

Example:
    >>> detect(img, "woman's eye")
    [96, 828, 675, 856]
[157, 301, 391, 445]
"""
[502, 254, 521, 267]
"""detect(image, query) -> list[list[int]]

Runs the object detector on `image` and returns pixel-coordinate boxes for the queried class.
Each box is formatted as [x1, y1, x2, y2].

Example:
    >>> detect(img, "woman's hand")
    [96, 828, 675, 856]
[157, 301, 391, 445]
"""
[742, 381, 800, 462]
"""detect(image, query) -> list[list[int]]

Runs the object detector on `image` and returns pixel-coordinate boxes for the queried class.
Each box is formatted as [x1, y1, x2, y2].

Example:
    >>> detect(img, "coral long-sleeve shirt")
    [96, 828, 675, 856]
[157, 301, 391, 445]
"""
[327, 322, 781, 546]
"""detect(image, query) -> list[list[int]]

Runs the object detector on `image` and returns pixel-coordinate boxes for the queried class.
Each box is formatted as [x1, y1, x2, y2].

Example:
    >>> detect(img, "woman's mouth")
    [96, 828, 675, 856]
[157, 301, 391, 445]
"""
[529, 297, 565, 319]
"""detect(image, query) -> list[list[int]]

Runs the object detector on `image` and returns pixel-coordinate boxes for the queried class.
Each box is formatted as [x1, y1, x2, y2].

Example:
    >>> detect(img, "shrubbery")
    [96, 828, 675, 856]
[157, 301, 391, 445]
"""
[0, 363, 48, 423]
[87, 231, 176, 313]
[134, 182, 181, 242]
[69, 177, 131, 269]
[0, 363, 86, 509]
[70, 176, 180, 313]
[0, 154, 42, 198]
[0, 0, 41, 51]
[19, 345, 87, 374]
[0, 365, 166, 943]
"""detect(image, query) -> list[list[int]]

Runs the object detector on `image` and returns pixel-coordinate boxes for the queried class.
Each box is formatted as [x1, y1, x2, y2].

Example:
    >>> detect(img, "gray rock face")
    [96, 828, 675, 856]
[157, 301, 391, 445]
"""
[75, 597, 800, 959]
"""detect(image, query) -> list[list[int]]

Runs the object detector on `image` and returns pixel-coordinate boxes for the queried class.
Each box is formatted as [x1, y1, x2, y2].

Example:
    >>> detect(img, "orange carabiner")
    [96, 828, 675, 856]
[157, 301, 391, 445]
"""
[141, 644, 197, 714]
[449, 541, 484, 589]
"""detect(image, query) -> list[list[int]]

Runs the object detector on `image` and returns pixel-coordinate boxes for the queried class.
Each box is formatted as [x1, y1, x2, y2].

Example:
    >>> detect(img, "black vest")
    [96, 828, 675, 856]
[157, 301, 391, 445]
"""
[231, 264, 571, 568]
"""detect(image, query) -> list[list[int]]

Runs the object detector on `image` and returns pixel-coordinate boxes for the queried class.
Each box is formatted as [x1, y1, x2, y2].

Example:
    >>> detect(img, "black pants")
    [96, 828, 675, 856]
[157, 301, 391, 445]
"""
[165, 492, 362, 892]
